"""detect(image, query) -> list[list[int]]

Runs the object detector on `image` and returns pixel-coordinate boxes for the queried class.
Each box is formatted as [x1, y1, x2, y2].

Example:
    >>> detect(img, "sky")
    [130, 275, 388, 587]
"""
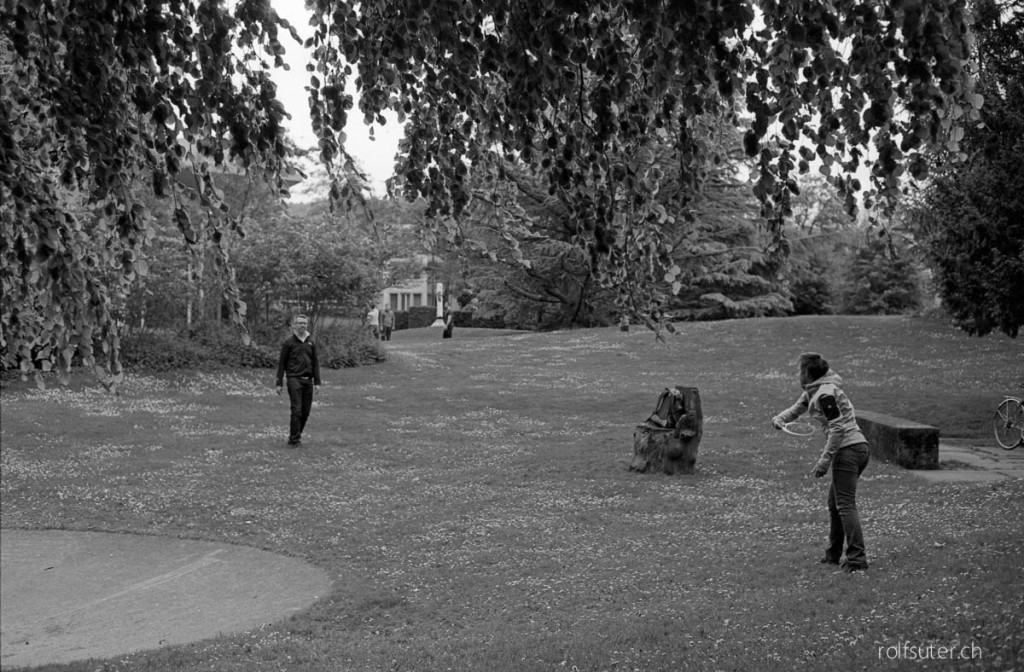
[269, 1, 403, 197]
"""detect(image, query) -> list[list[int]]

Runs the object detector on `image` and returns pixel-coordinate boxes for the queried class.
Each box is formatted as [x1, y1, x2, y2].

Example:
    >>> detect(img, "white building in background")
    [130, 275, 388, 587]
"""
[380, 271, 436, 312]
[379, 253, 438, 311]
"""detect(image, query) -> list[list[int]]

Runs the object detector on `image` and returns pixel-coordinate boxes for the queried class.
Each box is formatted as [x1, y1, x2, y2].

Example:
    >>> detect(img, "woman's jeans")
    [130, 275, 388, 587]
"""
[826, 442, 870, 567]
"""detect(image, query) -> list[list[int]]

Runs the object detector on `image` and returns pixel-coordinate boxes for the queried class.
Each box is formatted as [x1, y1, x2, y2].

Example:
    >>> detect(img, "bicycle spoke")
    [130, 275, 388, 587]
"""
[1012, 400, 1024, 449]
[994, 399, 1024, 449]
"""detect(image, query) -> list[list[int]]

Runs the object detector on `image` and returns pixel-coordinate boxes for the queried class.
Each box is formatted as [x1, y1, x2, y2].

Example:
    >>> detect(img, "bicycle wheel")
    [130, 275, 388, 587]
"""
[993, 398, 1024, 450]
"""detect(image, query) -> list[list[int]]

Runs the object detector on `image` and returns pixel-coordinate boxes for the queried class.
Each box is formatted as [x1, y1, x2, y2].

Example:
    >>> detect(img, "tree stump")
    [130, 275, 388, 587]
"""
[630, 386, 703, 474]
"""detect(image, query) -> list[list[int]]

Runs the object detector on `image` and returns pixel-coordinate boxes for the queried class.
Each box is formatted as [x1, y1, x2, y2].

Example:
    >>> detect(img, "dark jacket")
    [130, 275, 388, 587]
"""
[276, 335, 321, 386]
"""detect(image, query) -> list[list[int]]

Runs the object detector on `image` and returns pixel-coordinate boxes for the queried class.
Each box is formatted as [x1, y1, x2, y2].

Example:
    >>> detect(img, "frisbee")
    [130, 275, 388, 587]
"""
[781, 421, 817, 437]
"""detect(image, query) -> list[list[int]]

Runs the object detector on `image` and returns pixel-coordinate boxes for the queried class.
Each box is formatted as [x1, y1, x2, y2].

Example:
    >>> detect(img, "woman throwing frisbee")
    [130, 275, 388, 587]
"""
[772, 353, 870, 572]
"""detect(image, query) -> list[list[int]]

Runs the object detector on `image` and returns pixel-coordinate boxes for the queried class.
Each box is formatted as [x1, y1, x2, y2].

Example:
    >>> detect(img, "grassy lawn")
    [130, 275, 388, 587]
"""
[1, 315, 1022, 672]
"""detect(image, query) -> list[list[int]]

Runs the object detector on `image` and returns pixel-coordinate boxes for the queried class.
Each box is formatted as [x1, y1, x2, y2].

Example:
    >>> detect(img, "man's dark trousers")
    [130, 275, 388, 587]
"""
[287, 376, 314, 445]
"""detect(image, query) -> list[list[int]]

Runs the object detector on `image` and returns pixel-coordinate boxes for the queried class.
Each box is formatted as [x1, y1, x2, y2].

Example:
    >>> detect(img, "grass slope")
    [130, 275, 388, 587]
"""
[1, 315, 1022, 672]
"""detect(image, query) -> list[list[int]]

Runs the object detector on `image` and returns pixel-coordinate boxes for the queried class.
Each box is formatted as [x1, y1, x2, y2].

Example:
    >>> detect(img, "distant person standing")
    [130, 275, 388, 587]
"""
[380, 306, 395, 341]
[442, 309, 454, 339]
[276, 315, 321, 448]
[366, 305, 380, 340]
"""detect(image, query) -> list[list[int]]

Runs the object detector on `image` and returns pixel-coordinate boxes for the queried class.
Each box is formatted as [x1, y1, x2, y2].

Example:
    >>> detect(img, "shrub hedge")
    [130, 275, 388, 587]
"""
[453, 312, 505, 329]
[314, 323, 387, 368]
[404, 306, 439, 329]
[120, 323, 384, 373]
[391, 308, 506, 330]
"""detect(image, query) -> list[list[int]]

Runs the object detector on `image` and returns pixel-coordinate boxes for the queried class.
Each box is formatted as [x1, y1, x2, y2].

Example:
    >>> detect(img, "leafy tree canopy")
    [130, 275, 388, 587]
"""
[1, 0, 984, 380]
[905, 0, 1023, 337]
[322, 0, 982, 239]
[1, 0, 307, 385]
[300, 0, 989, 329]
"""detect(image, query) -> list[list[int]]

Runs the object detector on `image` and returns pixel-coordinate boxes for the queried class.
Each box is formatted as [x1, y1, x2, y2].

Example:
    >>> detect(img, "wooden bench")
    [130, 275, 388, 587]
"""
[857, 410, 939, 470]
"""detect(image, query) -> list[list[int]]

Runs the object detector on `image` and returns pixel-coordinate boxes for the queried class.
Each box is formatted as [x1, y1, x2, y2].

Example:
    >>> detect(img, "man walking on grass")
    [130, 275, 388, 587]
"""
[380, 306, 395, 341]
[276, 314, 321, 448]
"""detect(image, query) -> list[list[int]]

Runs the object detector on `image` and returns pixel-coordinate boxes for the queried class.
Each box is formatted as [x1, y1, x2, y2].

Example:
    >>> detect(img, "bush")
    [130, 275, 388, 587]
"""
[839, 239, 923, 315]
[18, 321, 385, 378]
[314, 323, 387, 369]
[453, 311, 506, 329]
[1, 362, 22, 388]
[121, 325, 310, 372]
[247, 311, 293, 347]
[188, 325, 279, 368]
[393, 307, 505, 330]
[789, 274, 834, 315]
[121, 332, 208, 372]
[398, 306, 438, 330]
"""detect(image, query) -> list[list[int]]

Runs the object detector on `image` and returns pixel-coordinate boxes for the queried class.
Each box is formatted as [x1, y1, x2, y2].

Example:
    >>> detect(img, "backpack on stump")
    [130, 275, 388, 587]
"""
[645, 387, 685, 429]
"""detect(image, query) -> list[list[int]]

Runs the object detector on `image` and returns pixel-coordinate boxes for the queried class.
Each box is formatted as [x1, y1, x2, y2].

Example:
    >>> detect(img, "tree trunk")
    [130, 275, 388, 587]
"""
[186, 255, 194, 328]
[630, 386, 703, 474]
[196, 248, 205, 325]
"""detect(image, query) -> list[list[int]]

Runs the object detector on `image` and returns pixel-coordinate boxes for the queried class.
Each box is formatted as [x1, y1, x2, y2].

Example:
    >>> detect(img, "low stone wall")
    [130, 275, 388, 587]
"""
[857, 410, 939, 470]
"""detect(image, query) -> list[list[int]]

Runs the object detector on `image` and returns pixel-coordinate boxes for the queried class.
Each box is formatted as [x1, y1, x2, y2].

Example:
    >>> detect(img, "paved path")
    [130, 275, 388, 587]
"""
[912, 441, 1024, 483]
[0, 530, 331, 669]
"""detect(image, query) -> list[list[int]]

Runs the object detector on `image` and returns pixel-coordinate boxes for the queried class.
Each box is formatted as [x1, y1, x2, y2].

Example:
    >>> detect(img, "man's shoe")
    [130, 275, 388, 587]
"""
[841, 562, 868, 573]
[818, 556, 841, 565]
[287, 441, 299, 449]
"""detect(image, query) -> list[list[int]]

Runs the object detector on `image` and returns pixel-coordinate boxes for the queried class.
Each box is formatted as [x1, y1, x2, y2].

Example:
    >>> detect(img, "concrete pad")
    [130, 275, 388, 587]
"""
[942, 442, 1024, 462]
[911, 470, 1009, 483]
[1, 530, 331, 669]
[933, 442, 1024, 482]
[940, 452, 995, 467]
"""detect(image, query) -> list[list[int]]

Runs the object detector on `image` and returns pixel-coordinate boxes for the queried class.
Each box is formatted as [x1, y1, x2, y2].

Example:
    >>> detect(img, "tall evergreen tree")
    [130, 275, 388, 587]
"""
[783, 176, 861, 315]
[839, 237, 923, 315]
[665, 139, 791, 320]
[906, 0, 1024, 337]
